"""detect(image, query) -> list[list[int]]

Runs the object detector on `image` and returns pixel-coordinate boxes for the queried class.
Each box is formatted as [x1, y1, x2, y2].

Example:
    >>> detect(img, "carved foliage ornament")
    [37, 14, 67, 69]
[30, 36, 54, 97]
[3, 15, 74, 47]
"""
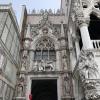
[16, 73, 25, 97]
[30, 12, 60, 38]
[85, 80, 100, 100]
[76, 50, 100, 100]
[77, 50, 98, 80]
[72, 1, 86, 26]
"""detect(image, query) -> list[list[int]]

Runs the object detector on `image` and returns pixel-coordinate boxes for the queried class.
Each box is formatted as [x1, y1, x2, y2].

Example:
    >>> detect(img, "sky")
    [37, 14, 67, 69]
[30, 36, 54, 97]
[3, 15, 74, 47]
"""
[0, 0, 61, 24]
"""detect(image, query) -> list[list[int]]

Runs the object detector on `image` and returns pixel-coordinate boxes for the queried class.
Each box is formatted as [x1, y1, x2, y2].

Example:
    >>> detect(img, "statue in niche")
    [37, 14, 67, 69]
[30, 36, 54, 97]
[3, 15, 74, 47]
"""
[62, 55, 68, 70]
[63, 74, 71, 96]
[17, 73, 25, 97]
[62, 50, 68, 70]
[17, 84, 23, 97]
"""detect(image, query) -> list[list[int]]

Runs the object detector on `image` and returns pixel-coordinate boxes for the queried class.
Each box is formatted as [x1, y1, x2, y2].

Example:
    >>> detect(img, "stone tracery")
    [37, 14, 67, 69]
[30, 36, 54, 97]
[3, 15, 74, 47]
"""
[35, 37, 55, 50]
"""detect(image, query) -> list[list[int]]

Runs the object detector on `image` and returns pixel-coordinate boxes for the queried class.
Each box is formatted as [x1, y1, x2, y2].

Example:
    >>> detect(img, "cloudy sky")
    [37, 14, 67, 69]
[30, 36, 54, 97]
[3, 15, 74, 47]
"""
[0, 0, 61, 23]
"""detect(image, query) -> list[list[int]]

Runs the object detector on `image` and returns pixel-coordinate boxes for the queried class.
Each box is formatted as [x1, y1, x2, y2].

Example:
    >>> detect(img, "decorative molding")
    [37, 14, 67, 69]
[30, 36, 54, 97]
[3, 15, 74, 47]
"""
[83, 79, 100, 100]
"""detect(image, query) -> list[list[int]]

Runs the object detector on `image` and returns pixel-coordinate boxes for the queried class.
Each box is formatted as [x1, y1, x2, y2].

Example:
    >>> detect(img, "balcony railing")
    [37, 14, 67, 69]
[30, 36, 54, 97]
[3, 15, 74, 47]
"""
[92, 40, 100, 49]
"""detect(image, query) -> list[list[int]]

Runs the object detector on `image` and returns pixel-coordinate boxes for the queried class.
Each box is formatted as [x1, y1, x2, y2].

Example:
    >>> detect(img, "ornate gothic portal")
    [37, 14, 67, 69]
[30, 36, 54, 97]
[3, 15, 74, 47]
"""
[16, 11, 74, 100]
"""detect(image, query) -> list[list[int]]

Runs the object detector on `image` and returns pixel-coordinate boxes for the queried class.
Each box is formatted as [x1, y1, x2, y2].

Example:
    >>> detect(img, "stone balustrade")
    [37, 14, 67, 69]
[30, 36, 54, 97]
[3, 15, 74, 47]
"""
[92, 40, 100, 49]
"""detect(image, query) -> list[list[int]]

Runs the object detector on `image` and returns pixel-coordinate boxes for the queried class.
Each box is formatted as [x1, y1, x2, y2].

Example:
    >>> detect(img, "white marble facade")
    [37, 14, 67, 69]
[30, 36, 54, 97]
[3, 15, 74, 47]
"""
[1, 0, 100, 100]
[0, 4, 20, 100]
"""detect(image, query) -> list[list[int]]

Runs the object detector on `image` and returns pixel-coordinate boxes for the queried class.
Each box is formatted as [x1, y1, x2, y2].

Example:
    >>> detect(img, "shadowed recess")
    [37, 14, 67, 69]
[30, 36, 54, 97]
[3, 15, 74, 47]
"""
[31, 79, 57, 100]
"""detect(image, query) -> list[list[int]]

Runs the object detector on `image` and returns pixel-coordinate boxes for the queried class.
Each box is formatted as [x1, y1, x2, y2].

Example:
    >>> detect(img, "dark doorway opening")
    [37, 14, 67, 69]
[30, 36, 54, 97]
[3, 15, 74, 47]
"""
[31, 79, 58, 100]
[88, 14, 100, 40]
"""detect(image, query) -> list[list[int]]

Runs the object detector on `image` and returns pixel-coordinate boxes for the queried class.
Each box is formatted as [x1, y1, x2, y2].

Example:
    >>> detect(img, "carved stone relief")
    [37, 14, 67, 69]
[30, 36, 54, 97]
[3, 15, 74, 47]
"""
[31, 26, 39, 38]
[84, 79, 100, 100]
[30, 13, 61, 39]
[32, 60, 55, 72]
[15, 73, 26, 97]
[77, 50, 98, 80]
[76, 50, 100, 100]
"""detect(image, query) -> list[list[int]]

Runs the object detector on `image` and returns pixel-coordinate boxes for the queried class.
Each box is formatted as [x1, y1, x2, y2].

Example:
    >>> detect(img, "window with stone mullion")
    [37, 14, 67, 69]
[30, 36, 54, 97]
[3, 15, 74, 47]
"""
[34, 50, 42, 61]
[42, 50, 48, 60]
[49, 50, 56, 60]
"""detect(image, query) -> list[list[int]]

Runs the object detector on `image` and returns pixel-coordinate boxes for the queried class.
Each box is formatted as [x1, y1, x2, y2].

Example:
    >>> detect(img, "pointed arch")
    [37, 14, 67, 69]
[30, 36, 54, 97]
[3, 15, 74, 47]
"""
[88, 13, 100, 40]
[31, 35, 60, 50]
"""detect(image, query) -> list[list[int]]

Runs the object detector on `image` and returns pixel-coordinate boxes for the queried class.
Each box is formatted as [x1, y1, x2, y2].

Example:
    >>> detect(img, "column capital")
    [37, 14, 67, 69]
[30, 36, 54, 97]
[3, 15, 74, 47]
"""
[73, 5, 90, 28]
[76, 17, 90, 28]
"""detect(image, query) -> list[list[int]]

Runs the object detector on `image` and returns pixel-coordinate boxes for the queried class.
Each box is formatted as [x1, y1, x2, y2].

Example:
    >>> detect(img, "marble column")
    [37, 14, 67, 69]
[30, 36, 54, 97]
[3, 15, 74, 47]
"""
[29, 51, 34, 71]
[74, 36, 80, 59]
[58, 76, 62, 100]
[79, 22, 93, 50]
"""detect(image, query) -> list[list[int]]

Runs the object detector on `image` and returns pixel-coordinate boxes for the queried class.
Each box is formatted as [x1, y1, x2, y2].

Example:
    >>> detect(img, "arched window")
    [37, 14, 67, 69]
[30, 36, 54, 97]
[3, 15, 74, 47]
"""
[34, 38, 56, 61]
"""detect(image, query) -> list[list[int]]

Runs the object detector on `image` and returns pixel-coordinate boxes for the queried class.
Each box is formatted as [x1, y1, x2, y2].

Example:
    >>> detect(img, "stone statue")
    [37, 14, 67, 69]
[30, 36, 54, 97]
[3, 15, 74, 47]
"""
[33, 61, 38, 71]
[45, 61, 55, 71]
[63, 74, 71, 96]
[17, 84, 23, 97]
